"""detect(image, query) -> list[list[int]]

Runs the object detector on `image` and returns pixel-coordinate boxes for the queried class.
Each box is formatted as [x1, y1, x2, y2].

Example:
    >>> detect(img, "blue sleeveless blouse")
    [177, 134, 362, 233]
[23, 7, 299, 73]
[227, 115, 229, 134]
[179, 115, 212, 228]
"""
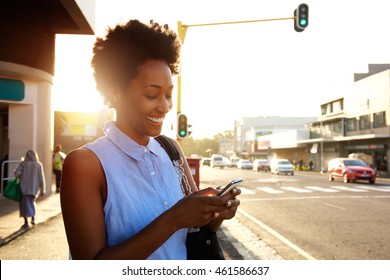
[85, 121, 187, 259]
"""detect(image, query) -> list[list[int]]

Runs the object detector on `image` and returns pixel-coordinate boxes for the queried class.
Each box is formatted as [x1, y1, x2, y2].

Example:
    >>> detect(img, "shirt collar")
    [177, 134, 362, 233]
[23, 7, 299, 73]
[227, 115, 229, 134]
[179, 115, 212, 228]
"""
[104, 121, 159, 161]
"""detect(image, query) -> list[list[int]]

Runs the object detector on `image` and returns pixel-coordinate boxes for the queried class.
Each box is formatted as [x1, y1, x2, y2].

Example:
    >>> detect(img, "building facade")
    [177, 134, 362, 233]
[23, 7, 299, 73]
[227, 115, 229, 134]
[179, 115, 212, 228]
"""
[0, 0, 95, 193]
[234, 116, 316, 162]
[299, 64, 390, 175]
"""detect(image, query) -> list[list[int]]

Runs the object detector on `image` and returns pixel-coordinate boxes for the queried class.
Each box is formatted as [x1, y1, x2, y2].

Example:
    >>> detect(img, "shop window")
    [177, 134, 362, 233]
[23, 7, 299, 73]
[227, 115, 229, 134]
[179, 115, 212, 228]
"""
[359, 114, 371, 130]
[346, 118, 358, 131]
[373, 111, 386, 128]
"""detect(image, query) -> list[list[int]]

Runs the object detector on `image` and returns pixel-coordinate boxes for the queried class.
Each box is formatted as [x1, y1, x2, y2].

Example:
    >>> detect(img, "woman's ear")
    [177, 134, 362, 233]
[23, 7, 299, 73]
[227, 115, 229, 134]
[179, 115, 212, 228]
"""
[109, 88, 121, 107]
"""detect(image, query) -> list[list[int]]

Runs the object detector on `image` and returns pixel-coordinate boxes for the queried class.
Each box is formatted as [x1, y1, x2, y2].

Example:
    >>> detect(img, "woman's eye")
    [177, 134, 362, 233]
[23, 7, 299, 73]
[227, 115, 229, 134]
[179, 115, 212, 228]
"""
[145, 94, 157, 100]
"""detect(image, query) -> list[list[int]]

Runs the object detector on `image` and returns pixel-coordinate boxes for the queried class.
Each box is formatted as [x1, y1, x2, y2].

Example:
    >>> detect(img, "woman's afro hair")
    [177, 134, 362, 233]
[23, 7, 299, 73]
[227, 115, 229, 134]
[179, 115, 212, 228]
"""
[91, 19, 181, 107]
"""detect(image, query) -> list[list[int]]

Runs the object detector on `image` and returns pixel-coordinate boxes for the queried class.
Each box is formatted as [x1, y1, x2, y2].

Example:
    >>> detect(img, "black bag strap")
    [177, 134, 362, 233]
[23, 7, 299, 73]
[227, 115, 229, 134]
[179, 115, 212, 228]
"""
[155, 135, 181, 161]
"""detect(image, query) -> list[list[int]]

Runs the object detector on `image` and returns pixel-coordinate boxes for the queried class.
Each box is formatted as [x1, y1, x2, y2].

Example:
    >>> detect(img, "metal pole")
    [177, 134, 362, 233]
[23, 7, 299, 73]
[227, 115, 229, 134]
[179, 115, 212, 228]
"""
[320, 119, 324, 173]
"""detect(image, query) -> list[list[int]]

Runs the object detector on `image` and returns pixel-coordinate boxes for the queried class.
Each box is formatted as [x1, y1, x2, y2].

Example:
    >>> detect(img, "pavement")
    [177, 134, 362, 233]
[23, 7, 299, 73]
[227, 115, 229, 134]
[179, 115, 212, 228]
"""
[0, 184, 62, 247]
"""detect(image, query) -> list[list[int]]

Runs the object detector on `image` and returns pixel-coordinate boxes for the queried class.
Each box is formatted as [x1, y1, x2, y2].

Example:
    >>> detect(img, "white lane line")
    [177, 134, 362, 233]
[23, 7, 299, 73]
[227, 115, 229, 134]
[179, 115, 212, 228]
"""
[331, 186, 369, 192]
[305, 186, 340, 193]
[239, 187, 256, 195]
[323, 203, 346, 210]
[281, 187, 312, 193]
[257, 187, 284, 194]
[354, 186, 390, 192]
[240, 195, 390, 202]
[238, 208, 316, 260]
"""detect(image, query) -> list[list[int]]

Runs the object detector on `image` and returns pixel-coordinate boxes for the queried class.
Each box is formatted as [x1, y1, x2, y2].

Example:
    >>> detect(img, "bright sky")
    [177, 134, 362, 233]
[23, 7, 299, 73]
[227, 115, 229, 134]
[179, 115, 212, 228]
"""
[52, 0, 390, 139]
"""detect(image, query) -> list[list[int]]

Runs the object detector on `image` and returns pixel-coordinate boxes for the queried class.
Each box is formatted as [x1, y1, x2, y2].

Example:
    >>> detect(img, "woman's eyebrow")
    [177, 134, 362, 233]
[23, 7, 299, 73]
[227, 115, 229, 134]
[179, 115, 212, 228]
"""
[143, 84, 174, 89]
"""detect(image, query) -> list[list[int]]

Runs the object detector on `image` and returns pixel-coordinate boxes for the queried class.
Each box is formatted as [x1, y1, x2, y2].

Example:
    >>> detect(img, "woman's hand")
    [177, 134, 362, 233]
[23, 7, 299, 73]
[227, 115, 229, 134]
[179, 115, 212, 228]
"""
[169, 187, 233, 229]
[214, 187, 241, 220]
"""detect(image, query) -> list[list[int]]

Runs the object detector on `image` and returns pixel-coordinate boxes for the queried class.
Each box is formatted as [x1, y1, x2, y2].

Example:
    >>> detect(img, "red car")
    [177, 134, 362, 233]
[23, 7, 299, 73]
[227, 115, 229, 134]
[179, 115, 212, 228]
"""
[328, 158, 376, 184]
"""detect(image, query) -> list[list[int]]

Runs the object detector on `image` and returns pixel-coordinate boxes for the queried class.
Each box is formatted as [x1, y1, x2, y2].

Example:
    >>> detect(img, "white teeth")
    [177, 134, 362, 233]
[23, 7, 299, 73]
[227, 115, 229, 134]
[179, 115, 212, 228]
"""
[147, 116, 164, 123]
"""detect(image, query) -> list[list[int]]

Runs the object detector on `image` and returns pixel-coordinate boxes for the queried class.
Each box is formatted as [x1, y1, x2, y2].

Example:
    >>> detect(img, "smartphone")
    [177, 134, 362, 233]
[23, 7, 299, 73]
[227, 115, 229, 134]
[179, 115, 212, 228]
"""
[217, 178, 243, 196]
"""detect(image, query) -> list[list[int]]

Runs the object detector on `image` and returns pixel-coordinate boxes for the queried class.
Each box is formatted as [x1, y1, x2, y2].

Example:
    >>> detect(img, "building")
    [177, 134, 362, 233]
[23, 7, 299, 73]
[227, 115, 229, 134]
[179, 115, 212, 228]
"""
[234, 116, 316, 162]
[54, 109, 115, 154]
[0, 1, 95, 193]
[299, 64, 390, 174]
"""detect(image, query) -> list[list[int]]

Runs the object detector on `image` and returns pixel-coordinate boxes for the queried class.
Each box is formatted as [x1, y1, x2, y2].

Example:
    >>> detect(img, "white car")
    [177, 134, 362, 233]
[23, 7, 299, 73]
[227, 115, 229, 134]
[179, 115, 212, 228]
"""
[237, 159, 252, 170]
[210, 154, 226, 168]
[270, 159, 294, 175]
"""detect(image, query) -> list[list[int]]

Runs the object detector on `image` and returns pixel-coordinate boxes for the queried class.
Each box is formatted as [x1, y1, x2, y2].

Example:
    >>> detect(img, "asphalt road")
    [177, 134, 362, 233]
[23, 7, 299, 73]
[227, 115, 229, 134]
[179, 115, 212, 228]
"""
[200, 165, 390, 260]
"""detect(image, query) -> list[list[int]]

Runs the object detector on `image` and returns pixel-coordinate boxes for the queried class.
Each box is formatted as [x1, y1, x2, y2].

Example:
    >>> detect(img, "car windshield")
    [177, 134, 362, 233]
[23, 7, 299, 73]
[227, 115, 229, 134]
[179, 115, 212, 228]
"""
[344, 160, 367, 167]
[279, 160, 291, 165]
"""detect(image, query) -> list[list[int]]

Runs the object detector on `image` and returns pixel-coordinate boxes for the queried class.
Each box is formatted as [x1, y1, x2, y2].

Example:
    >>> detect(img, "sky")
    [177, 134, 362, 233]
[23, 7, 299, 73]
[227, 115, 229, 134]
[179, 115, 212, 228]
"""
[52, 0, 390, 139]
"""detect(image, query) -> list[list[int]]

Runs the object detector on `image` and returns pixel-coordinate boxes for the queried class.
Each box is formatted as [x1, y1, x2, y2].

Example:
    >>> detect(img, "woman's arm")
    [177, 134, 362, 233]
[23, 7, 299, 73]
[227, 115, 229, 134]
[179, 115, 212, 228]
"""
[60, 148, 231, 259]
[169, 137, 241, 231]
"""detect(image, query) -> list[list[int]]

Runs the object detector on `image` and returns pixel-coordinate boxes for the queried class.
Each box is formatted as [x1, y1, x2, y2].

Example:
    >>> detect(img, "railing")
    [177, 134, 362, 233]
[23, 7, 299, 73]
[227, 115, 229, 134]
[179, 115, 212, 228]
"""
[1, 160, 21, 193]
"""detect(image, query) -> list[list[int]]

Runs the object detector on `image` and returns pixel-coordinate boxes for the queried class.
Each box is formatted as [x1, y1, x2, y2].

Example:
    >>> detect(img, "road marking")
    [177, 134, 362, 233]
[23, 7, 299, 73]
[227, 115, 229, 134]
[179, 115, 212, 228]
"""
[257, 187, 284, 194]
[237, 208, 316, 260]
[305, 186, 340, 192]
[354, 186, 390, 192]
[240, 195, 390, 202]
[323, 203, 346, 210]
[239, 187, 256, 195]
[331, 186, 369, 192]
[281, 187, 312, 193]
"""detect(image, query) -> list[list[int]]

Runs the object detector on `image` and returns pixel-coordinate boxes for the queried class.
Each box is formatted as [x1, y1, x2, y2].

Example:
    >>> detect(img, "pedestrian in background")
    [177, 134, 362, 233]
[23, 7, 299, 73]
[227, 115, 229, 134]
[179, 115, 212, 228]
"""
[53, 144, 66, 193]
[14, 150, 45, 229]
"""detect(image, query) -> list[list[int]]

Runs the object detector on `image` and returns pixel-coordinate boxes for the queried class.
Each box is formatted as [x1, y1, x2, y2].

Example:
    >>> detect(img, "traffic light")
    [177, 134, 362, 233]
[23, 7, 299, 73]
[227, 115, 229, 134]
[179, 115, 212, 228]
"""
[177, 113, 188, 139]
[294, 3, 309, 32]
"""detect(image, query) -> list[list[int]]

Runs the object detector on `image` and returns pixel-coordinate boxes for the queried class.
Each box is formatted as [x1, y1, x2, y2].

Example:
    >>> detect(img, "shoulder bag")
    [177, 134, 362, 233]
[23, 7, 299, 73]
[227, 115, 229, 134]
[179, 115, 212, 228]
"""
[3, 178, 22, 201]
[155, 135, 225, 260]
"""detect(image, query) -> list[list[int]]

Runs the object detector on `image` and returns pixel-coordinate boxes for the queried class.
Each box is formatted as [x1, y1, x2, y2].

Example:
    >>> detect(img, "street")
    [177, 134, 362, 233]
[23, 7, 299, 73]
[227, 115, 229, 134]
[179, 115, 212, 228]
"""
[2, 166, 390, 261]
[200, 165, 390, 260]
[0, 214, 68, 260]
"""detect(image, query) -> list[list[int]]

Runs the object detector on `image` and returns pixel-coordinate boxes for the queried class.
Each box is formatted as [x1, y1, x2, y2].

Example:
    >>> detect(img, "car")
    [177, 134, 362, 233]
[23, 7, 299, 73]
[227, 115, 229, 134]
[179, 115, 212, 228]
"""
[210, 154, 226, 168]
[201, 157, 211, 166]
[252, 159, 270, 172]
[237, 159, 252, 170]
[327, 158, 376, 184]
[270, 159, 294, 175]
[229, 157, 240, 167]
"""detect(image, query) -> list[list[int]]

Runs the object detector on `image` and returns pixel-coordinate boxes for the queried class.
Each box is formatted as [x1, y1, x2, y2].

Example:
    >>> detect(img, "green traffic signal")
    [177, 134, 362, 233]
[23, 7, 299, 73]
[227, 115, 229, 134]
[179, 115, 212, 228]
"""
[177, 113, 188, 139]
[294, 3, 309, 32]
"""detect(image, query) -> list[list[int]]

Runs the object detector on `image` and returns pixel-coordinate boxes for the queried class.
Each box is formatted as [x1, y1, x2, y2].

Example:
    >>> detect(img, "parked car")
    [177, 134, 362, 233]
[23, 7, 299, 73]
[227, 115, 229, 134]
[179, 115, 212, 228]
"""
[229, 157, 240, 167]
[237, 159, 252, 170]
[327, 158, 376, 184]
[201, 157, 211, 166]
[270, 159, 294, 175]
[210, 154, 226, 168]
[252, 159, 270, 172]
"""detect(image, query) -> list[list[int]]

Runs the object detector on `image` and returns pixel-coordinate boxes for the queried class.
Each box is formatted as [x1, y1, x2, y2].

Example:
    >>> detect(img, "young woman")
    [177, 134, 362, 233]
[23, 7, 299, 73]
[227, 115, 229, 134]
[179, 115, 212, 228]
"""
[60, 19, 241, 260]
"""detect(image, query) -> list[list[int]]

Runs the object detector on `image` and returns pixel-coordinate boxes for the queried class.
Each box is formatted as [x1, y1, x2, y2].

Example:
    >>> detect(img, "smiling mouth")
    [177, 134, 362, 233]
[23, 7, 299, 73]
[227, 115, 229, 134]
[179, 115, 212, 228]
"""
[146, 116, 164, 123]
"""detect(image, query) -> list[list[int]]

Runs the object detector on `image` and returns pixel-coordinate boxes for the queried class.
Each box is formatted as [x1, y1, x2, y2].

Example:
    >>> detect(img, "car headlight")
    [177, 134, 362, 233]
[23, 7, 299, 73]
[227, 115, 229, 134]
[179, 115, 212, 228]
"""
[347, 169, 356, 174]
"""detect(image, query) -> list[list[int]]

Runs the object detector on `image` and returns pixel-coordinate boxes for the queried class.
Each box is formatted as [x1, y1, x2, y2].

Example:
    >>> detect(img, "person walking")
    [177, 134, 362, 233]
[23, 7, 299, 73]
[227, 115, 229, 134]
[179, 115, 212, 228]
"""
[60, 19, 241, 260]
[14, 150, 45, 229]
[53, 144, 66, 193]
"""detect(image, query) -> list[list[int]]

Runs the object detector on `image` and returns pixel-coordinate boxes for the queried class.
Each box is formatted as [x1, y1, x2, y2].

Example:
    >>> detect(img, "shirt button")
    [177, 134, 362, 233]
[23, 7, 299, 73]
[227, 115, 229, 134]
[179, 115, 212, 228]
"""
[144, 148, 148, 152]
[163, 201, 168, 206]
[151, 172, 155, 176]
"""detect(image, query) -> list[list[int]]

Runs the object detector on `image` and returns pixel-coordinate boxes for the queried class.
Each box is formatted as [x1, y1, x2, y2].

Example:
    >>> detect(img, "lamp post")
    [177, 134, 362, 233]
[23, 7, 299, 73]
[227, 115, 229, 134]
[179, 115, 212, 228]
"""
[320, 118, 324, 173]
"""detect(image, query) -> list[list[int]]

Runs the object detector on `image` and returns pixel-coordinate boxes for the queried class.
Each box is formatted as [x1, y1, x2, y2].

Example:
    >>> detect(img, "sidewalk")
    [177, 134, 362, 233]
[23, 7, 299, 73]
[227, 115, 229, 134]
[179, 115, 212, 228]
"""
[0, 185, 62, 246]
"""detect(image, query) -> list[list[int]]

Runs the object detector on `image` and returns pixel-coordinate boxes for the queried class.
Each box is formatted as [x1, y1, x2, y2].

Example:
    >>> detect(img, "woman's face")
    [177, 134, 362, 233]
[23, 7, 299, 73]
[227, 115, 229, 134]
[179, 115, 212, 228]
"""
[115, 60, 174, 145]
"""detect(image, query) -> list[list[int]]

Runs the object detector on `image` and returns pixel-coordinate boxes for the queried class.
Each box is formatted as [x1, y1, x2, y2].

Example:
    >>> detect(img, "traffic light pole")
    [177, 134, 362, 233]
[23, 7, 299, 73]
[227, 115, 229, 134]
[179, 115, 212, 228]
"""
[176, 7, 306, 140]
